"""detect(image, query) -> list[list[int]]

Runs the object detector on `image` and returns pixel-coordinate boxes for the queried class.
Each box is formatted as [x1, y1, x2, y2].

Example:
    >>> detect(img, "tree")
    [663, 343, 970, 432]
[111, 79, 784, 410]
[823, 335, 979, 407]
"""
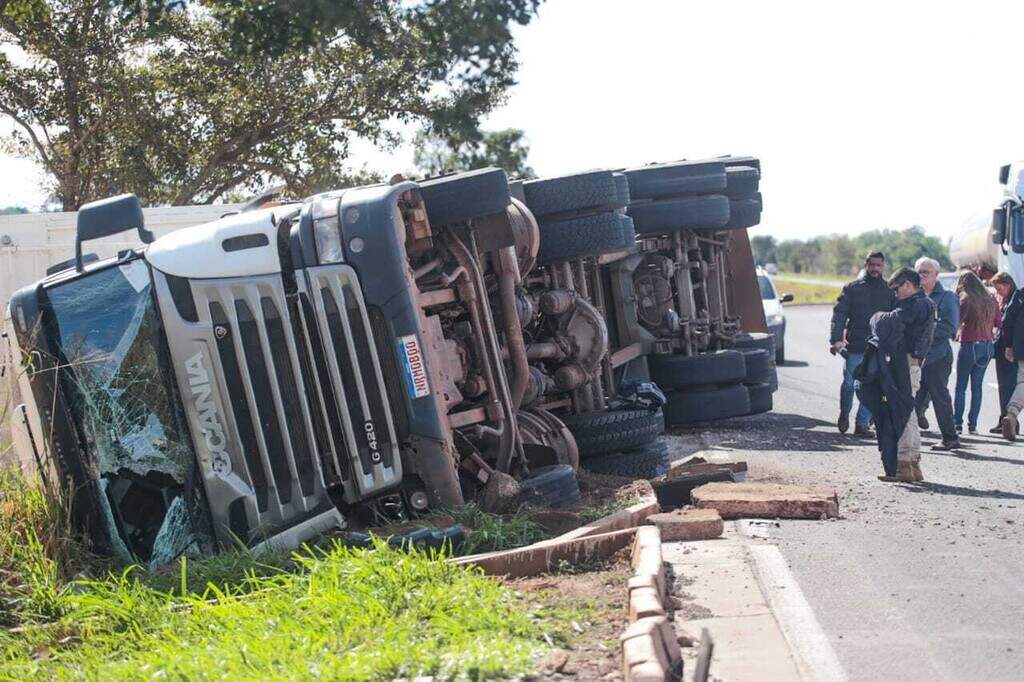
[1, 0, 541, 209]
[413, 127, 536, 179]
[750, 235, 777, 265]
[0, 205, 29, 214]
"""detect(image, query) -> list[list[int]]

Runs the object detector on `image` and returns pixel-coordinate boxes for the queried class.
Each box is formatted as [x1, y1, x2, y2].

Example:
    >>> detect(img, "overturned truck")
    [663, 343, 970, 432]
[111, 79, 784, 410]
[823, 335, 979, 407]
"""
[8, 170, 660, 564]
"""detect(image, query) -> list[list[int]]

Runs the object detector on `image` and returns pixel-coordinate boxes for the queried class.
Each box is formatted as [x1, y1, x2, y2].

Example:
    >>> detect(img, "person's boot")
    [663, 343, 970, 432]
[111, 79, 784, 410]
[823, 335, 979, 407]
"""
[990, 424, 1003, 435]
[895, 461, 915, 482]
[911, 462, 924, 482]
[837, 413, 849, 434]
[918, 413, 930, 430]
[931, 438, 962, 451]
[1002, 413, 1018, 442]
[853, 423, 873, 437]
[877, 474, 899, 482]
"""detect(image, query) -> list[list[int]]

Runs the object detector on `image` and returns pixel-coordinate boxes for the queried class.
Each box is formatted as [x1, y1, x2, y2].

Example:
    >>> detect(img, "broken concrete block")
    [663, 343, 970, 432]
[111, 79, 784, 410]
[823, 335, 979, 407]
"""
[618, 614, 684, 671]
[691, 482, 839, 519]
[652, 470, 734, 510]
[629, 586, 666, 622]
[622, 625, 669, 669]
[645, 508, 724, 541]
[665, 459, 747, 481]
[626, 661, 669, 682]
[631, 525, 661, 566]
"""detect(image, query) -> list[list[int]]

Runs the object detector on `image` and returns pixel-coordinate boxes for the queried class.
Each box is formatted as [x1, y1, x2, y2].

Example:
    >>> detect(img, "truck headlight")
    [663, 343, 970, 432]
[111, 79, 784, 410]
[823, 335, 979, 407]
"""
[314, 216, 344, 263]
[769, 313, 784, 325]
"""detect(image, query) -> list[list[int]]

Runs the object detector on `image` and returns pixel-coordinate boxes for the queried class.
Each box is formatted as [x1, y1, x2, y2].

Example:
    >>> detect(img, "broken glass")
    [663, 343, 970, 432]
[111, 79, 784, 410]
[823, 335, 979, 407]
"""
[45, 260, 214, 563]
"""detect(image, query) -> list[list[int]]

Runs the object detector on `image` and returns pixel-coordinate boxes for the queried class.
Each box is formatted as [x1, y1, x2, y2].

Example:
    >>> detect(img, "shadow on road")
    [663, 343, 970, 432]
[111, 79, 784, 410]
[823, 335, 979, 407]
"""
[900, 480, 1024, 501]
[928, 447, 1024, 467]
[673, 412, 870, 453]
[778, 360, 810, 368]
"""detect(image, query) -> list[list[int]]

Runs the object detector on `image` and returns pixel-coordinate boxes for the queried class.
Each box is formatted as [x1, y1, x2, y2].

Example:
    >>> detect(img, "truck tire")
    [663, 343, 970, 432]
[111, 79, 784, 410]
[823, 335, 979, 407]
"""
[746, 382, 773, 415]
[628, 195, 731, 235]
[724, 166, 760, 197]
[523, 170, 625, 218]
[581, 441, 670, 480]
[624, 160, 727, 200]
[418, 168, 510, 227]
[775, 340, 785, 365]
[537, 211, 637, 263]
[561, 409, 665, 460]
[664, 383, 751, 425]
[739, 348, 773, 384]
[723, 194, 762, 229]
[649, 350, 746, 389]
[732, 332, 775, 355]
[518, 464, 581, 508]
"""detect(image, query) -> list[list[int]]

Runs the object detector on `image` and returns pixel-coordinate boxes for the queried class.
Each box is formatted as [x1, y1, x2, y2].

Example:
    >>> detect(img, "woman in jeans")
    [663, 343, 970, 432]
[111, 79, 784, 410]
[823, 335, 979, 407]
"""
[990, 271, 1018, 433]
[954, 271, 1001, 433]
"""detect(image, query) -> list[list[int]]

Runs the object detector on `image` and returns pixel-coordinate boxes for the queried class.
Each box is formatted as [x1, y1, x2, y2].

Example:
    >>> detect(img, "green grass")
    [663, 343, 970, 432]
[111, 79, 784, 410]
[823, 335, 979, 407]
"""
[445, 504, 549, 556]
[773, 274, 843, 305]
[0, 471, 576, 680]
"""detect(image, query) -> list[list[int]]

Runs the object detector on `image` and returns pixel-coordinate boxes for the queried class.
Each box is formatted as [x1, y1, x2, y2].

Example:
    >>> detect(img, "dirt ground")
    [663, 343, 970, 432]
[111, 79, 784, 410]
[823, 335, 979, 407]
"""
[512, 553, 633, 681]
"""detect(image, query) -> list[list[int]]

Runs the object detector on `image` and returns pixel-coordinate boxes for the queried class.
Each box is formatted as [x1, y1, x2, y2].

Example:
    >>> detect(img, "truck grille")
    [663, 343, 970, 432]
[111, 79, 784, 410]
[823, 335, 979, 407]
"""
[155, 265, 399, 547]
[302, 265, 400, 500]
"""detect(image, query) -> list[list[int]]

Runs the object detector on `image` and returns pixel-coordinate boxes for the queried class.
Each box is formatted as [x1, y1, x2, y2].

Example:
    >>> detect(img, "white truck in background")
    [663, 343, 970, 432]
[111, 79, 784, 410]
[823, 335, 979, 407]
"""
[950, 162, 1024, 283]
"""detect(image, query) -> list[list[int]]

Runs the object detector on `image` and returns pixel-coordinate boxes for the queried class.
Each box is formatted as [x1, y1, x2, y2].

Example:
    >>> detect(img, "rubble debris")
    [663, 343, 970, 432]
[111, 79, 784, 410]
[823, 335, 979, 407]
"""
[480, 471, 521, 514]
[691, 482, 840, 519]
[665, 459, 747, 482]
[645, 509, 724, 542]
[652, 470, 735, 510]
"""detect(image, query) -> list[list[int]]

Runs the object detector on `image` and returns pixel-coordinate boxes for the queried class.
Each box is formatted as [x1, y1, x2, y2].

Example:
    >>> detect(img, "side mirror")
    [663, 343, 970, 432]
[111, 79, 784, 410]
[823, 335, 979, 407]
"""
[75, 194, 152, 271]
[1000, 164, 1011, 186]
[780, 293, 795, 303]
[1011, 206, 1024, 254]
[992, 203, 1009, 245]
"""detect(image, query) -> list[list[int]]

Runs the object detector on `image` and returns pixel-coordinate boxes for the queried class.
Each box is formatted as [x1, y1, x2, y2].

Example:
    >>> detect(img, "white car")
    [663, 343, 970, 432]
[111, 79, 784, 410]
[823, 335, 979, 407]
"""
[757, 268, 793, 363]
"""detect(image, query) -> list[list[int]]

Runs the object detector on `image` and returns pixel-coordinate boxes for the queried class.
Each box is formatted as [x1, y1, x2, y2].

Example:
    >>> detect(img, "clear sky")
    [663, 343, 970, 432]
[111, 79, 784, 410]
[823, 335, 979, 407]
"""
[4, 0, 1024, 242]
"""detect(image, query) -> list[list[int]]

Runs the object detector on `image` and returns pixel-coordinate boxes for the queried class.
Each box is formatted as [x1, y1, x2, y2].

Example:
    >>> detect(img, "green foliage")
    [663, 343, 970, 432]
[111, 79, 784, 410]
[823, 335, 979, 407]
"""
[1, 541, 554, 679]
[769, 226, 952, 276]
[0, 205, 28, 214]
[446, 503, 548, 555]
[1, 0, 541, 209]
[0, 470, 560, 679]
[414, 127, 537, 179]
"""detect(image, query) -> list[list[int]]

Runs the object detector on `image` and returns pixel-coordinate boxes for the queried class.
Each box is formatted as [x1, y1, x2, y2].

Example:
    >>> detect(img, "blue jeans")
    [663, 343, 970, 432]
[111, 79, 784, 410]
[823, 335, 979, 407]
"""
[954, 341, 993, 430]
[840, 351, 872, 427]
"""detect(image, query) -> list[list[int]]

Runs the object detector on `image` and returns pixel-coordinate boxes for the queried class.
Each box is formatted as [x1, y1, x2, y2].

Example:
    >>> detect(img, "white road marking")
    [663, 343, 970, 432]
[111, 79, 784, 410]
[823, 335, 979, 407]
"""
[749, 544, 848, 682]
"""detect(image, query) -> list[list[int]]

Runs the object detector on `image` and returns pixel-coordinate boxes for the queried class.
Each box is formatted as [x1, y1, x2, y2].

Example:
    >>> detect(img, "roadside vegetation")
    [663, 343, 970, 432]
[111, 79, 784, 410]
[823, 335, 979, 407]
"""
[772, 274, 843, 305]
[752, 226, 952, 277]
[0, 468, 593, 679]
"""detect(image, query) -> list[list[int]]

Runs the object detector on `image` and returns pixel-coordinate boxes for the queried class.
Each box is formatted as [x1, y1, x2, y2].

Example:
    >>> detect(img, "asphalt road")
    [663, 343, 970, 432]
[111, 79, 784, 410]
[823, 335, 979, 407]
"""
[686, 304, 1024, 681]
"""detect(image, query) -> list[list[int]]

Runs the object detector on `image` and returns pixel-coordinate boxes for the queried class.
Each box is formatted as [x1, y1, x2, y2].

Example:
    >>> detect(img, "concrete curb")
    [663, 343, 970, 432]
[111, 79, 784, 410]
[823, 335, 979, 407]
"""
[453, 527, 637, 577]
[621, 525, 682, 682]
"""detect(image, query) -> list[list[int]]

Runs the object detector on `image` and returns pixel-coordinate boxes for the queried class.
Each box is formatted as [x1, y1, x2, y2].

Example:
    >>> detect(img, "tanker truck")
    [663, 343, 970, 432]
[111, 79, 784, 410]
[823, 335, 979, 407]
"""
[950, 162, 1024, 282]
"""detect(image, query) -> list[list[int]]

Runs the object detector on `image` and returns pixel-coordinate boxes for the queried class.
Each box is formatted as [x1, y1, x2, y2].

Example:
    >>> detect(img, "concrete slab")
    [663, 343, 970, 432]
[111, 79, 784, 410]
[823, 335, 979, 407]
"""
[691, 482, 839, 519]
[646, 508, 724, 541]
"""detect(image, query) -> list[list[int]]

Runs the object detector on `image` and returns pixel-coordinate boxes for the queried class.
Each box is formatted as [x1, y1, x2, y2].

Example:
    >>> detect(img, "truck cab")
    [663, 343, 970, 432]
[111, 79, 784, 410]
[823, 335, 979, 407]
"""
[7, 171, 584, 565]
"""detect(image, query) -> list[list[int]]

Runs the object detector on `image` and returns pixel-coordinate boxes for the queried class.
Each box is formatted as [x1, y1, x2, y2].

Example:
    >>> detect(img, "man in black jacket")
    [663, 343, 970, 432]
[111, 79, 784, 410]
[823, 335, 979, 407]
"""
[858, 267, 935, 481]
[830, 251, 897, 435]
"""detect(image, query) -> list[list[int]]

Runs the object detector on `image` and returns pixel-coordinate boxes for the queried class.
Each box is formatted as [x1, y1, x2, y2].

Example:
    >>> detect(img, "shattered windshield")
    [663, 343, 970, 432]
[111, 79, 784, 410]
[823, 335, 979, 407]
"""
[46, 260, 213, 565]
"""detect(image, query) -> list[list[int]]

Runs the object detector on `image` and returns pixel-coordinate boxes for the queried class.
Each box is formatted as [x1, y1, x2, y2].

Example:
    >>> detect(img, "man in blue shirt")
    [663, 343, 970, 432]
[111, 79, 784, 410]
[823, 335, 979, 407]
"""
[913, 257, 962, 450]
